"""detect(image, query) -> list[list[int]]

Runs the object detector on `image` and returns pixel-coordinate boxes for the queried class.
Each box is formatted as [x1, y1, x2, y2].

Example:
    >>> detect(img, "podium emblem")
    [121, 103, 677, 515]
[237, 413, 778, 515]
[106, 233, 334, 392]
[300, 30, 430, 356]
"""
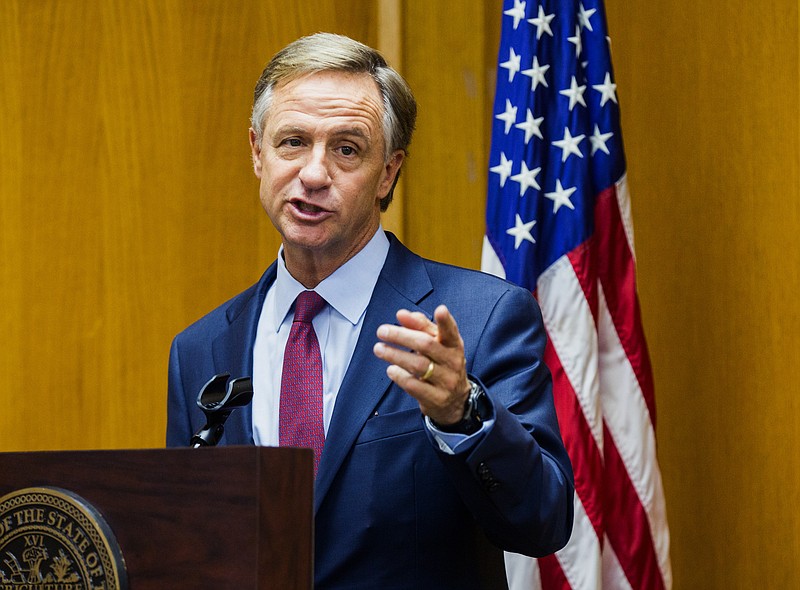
[0, 487, 127, 589]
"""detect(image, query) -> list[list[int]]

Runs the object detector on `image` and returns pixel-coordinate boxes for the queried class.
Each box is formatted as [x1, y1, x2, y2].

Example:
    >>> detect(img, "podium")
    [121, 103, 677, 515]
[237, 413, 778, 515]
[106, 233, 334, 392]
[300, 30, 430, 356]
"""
[0, 446, 313, 589]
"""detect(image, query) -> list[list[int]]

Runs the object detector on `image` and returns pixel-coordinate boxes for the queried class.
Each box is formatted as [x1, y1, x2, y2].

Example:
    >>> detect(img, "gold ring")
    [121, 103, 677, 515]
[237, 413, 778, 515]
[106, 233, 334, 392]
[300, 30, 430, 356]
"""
[420, 360, 435, 381]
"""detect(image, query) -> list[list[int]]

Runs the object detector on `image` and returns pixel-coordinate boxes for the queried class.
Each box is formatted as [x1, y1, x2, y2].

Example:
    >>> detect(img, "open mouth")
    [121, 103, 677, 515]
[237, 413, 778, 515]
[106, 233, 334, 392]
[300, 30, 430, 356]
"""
[293, 200, 326, 214]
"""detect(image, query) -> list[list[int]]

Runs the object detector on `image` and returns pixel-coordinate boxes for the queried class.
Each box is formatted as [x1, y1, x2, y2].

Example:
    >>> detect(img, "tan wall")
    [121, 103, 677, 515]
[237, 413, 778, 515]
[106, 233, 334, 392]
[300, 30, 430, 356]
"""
[605, 1, 800, 588]
[0, 0, 377, 451]
[2, 0, 799, 587]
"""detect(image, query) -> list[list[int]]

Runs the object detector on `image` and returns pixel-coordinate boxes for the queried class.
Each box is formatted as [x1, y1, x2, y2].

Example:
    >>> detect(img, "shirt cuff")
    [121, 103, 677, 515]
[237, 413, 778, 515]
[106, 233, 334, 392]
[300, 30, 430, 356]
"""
[424, 415, 495, 455]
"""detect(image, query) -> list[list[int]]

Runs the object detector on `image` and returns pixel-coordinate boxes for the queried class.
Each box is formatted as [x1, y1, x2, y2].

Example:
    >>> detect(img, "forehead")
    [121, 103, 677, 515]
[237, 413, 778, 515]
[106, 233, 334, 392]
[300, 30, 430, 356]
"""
[267, 71, 385, 134]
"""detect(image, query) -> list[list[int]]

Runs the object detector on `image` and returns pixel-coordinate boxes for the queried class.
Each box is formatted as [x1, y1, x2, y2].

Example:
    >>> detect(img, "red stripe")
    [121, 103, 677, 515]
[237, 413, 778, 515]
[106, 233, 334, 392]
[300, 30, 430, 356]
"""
[604, 424, 665, 590]
[595, 186, 657, 429]
[566, 237, 598, 324]
[544, 340, 604, 540]
[538, 552, 572, 589]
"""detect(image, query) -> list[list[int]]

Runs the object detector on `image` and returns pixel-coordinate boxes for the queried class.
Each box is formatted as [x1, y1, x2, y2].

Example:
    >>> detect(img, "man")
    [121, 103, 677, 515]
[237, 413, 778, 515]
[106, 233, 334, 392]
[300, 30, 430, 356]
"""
[167, 33, 573, 589]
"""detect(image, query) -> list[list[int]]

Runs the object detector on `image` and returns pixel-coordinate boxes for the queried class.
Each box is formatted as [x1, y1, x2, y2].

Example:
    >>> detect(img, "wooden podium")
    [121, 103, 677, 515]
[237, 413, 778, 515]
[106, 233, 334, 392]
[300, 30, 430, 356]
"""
[0, 446, 313, 589]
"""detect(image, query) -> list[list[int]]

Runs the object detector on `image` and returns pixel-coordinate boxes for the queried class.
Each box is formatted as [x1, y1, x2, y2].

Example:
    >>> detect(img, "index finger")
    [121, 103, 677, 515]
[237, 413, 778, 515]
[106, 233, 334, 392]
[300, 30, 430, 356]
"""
[396, 309, 439, 338]
[432, 305, 462, 348]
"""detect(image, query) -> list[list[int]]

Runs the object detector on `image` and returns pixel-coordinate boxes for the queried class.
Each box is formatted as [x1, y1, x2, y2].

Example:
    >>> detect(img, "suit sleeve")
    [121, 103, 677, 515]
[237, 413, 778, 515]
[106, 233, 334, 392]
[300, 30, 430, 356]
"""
[431, 285, 574, 557]
[166, 335, 193, 447]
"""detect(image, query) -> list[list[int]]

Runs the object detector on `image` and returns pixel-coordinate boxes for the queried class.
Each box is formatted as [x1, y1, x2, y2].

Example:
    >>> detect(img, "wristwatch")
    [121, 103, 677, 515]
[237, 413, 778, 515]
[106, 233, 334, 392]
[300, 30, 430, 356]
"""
[432, 379, 490, 435]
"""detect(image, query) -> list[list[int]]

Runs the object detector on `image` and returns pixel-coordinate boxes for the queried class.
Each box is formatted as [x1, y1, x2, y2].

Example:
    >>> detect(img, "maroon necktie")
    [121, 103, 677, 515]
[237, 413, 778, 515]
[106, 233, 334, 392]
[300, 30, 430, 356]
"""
[279, 290, 326, 476]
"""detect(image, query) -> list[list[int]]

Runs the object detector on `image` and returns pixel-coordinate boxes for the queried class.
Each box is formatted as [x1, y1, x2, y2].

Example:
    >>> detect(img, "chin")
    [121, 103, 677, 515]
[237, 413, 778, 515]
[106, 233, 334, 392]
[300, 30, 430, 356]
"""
[281, 227, 331, 250]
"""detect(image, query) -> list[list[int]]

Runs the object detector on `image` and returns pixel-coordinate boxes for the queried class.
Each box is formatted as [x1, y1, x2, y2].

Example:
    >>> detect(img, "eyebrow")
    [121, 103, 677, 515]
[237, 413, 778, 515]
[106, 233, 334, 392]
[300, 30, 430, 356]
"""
[271, 125, 371, 142]
[331, 127, 370, 141]
[270, 125, 307, 138]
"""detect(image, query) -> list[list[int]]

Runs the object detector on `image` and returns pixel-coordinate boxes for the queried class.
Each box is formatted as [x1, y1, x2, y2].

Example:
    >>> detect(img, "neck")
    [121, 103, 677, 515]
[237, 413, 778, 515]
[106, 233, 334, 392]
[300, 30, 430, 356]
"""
[283, 227, 380, 288]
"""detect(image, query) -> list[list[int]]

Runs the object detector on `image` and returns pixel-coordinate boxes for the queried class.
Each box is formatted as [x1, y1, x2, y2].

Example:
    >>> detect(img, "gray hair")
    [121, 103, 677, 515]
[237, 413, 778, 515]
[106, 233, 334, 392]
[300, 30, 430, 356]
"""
[250, 33, 417, 210]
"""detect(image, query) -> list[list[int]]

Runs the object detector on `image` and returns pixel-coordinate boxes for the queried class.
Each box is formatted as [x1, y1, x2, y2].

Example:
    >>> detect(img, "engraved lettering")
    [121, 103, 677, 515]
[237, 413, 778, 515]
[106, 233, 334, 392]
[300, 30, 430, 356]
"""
[47, 510, 66, 529]
[85, 552, 99, 569]
[23, 534, 45, 547]
[13, 507, 45, 525]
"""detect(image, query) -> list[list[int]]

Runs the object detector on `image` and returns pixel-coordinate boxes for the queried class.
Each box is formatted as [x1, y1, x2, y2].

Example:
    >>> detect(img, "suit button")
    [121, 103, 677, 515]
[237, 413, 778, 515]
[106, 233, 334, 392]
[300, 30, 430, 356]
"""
[477, 462, 499, 491]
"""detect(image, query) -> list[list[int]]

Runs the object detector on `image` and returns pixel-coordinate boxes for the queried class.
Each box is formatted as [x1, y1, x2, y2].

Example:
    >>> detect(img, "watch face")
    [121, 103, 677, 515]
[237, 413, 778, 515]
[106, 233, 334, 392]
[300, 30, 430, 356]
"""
[469, 382, 491, 423]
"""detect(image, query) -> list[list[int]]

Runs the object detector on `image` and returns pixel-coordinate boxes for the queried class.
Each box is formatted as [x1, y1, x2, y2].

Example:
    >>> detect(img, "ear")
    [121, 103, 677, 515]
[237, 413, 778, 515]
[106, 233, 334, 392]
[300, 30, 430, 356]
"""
[378, 150, 405, 198]
[249, 128, 263, 178]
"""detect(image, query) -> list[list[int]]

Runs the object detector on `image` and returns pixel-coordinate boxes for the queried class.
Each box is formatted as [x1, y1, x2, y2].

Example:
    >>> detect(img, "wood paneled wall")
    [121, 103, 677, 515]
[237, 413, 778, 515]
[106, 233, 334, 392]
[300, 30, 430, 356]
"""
[0, 0, 377, 451]
[402, 1, 500, 264]
[606, 1, 800, 588]
[2, 0, 799, 587]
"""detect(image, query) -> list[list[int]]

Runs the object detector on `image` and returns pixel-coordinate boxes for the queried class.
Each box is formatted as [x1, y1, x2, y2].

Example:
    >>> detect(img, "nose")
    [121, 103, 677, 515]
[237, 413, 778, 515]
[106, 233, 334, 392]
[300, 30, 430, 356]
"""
[298, 145, 331, 191]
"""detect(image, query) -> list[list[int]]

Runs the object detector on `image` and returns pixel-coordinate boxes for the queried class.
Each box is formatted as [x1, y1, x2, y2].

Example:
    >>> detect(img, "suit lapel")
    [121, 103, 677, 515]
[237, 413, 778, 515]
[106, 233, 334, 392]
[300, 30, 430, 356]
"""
[314, 236, 433, 512]
[211, 264, 277, 446]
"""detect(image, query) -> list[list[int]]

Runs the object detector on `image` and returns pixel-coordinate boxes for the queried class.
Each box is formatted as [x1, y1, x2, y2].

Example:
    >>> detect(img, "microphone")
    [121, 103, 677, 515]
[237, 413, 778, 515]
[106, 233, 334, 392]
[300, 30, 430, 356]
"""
[190, 373, 253, 448]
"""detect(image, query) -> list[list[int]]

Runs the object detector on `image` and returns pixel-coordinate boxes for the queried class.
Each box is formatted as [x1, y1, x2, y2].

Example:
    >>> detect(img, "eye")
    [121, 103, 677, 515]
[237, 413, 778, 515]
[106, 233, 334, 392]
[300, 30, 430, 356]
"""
[339, 145, 356, 156]
[283, 138, 303, 148]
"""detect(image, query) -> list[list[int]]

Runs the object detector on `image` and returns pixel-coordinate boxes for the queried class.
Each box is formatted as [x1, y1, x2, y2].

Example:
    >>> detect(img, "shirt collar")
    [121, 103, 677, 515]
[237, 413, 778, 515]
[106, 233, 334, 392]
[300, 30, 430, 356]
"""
[272, 227, 390, 329]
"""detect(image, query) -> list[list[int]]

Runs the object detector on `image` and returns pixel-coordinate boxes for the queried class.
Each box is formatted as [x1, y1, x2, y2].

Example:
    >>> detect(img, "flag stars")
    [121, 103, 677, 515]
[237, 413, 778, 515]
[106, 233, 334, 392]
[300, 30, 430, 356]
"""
[592, 72, 618, 106]
[527, 5, 555, 39]
[559, 76, 587, 111]
[552, 127, 585, 162]
[515, 109, 544, 143]
[544, 180, 577, 213]
[490, 152, 514, 187]
[578, 3, 597, 31]
[495, 99, 518, 134]
[500, 47, 522, 82]
[504, 0, 527, 30]
[522, 56, 550, 91]
[590, 125, 613, 155]
[567, 25, 583, 59]
[506, 214, 537, 249]
[510, 161, 541, 196]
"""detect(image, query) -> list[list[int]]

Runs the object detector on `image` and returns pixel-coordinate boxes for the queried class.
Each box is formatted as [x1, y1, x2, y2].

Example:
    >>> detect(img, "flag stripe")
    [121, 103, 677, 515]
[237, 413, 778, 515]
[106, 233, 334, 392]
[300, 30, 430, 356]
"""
[481, 235, 507, 280]
[538, 256, 603, 450]
[566, 240, 599, 324]
[602, 540, 634, 590]
[544, 339, 604, 538]
[598, 282, 661, 525]
[554, 493, 603, 590]
[506, 552, 544, 590]
[596, 183, 657, 427]
[603, 422, 666, 590]
[597, 283, 672, 587]
[538, 553, 570, 589]
[611, 175, 637, 262]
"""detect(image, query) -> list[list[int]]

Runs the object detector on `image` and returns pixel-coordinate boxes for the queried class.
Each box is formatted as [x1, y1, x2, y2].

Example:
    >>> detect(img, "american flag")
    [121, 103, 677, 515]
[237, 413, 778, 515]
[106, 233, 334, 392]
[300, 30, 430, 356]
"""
[481, 1, 672, 589]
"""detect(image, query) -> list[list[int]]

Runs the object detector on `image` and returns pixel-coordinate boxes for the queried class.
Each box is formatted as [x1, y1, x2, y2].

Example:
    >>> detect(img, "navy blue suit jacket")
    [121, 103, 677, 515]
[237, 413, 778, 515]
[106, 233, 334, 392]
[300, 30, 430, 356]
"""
[167, 234, 573, 589]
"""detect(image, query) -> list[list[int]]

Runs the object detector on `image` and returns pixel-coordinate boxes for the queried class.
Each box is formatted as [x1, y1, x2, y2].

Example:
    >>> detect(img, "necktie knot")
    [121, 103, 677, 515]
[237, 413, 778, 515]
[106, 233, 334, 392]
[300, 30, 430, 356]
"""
[293, 290, 326, 324]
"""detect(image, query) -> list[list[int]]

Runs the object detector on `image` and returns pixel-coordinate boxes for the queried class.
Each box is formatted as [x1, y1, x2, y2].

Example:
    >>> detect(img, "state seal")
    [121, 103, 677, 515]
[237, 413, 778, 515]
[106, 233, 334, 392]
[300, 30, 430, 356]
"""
[0, 487, 127, 590]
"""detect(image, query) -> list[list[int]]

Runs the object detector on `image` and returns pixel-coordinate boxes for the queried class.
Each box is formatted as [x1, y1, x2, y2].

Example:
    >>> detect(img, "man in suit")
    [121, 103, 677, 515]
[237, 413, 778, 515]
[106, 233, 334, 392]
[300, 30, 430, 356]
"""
[167, 33, 574, 589]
